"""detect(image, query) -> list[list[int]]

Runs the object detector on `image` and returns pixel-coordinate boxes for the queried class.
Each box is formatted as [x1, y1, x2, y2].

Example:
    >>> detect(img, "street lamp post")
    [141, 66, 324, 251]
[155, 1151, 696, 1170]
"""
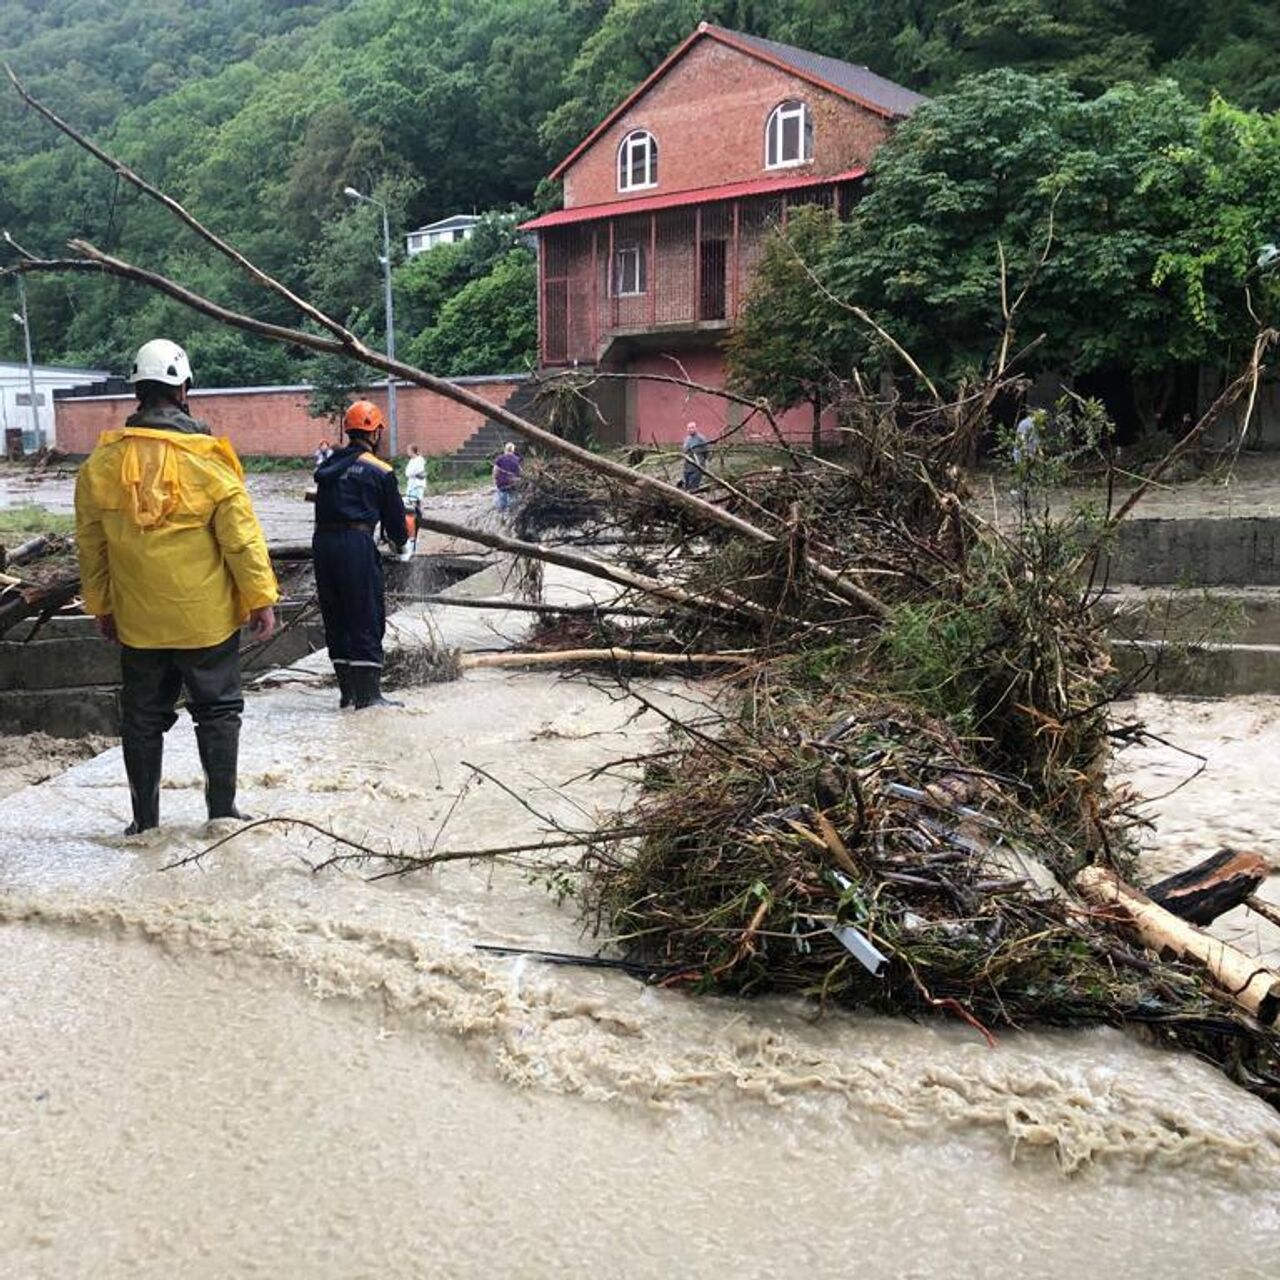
[344, 185, 398, 457]
[11, 277, 41, 450]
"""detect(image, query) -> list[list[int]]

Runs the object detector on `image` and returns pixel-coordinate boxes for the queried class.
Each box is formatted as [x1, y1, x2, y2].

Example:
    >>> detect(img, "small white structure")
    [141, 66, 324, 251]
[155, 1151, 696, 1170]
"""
[405, 214, 481, 257]
[0, 361, 108, 453]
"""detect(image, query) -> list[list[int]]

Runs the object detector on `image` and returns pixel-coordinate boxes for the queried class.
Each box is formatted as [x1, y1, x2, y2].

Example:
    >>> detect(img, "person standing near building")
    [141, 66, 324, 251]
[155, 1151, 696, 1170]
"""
[1013, 407, 1041, 466]
[404, 442, 427, 503]
[75, 338, 278, 835]
[493, 441, 522, 514]
[681, 422, 710, 491]
[313, 400, 408, 709]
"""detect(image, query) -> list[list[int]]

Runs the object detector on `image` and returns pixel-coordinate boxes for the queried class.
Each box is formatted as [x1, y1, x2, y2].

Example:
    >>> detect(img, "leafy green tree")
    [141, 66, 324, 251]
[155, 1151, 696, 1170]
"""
[735, 71, 1276, 433]
[306, 352, 371, 428]
[820, 74, 1217, 395]
[726, 205, 841, 449]
[1147, 97, 1280, 344]
[408, 250, 537, 375]
[394, 209, 532, 336]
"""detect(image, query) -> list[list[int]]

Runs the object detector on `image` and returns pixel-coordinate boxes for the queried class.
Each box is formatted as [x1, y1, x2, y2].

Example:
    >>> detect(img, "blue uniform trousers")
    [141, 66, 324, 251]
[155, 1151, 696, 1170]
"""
[313, 528, 386, 668]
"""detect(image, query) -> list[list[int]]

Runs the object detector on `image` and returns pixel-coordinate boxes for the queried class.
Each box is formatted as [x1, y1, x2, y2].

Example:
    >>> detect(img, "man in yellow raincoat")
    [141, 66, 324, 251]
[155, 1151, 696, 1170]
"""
[75, 339, 279, 834]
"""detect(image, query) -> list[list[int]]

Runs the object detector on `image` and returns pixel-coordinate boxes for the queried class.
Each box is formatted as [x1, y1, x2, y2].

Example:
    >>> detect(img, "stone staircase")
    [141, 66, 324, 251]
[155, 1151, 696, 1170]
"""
[437, 379, 540, 478]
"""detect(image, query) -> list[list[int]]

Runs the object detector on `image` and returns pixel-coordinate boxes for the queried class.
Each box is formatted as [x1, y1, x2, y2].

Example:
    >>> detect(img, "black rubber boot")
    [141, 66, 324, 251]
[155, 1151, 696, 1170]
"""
[335, 665, 355, 709]
[352, 666, 402, 710]
[122, 734, 163, 835]
[196, 715, 250, 820]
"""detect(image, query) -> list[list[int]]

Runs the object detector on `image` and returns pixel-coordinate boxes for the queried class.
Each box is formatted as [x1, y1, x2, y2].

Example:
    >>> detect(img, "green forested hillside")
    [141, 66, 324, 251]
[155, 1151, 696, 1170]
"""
[1, 0, 1278, 384]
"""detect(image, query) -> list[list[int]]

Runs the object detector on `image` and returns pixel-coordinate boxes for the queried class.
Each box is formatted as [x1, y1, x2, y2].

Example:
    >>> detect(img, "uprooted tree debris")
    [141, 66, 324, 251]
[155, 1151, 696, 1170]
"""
[508, 356, 1280, 1108]
[6, 65, 1279, 1109]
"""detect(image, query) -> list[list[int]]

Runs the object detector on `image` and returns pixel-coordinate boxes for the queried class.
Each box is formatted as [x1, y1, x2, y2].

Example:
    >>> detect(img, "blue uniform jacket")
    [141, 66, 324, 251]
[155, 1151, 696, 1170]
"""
[314, 444, 409, 546]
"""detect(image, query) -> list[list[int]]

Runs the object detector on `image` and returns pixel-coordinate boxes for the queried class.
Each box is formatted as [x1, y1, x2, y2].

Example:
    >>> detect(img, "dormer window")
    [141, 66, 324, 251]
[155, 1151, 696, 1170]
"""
[766, 100, 813, 169]
[618, 129, 658, 192]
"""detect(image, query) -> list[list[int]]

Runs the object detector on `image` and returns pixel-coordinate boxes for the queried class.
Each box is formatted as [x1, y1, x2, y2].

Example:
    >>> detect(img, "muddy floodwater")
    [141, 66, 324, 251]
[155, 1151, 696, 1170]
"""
[2, 676, 1280, 1278]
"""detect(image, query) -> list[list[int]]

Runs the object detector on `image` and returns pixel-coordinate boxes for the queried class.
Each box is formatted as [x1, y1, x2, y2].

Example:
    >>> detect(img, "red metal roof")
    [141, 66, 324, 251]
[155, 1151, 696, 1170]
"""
[549, 22, 922, 181]
[520, 167, 867, 232]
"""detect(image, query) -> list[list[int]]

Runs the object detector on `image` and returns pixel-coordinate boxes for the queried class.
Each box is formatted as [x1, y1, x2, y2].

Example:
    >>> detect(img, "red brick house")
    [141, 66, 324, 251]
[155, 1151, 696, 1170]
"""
[521, 22, 924, 444]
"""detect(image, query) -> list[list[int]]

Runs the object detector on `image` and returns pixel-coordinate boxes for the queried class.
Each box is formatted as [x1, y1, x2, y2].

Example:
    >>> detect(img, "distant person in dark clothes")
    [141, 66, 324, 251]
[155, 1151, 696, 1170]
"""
[493, 442, 522, 514]
[681, 422, 710, 491]
[314, 438, 333, 468]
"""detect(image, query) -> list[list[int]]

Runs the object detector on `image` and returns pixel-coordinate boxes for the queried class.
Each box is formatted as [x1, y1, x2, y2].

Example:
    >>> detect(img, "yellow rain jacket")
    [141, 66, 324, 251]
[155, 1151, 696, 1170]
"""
[75, 423, 279, 649]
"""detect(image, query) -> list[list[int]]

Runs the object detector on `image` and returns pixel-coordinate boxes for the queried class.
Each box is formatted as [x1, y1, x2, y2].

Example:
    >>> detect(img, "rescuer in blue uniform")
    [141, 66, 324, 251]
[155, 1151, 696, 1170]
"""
[313, 400, 409, 709]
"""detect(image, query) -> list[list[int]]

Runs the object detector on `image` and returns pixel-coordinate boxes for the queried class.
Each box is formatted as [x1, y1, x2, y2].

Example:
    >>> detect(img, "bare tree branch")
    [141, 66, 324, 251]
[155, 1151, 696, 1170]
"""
[3, 244, 348, 354]
[413, 512, 770, 621]
[5, 62, 357, 347]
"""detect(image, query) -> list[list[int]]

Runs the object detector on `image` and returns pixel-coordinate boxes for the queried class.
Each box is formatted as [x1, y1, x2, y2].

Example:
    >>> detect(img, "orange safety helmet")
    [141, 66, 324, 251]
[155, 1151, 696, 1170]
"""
[343, 400, 386, 435]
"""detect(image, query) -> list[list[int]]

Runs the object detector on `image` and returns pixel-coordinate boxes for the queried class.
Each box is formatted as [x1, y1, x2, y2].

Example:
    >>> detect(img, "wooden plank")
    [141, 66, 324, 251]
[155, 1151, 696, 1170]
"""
[1146, 848, 1270, 925]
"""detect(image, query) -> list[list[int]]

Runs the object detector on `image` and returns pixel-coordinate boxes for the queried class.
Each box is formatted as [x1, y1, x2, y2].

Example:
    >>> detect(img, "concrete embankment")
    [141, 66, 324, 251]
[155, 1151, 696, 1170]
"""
[0, 604, 324, 737]
[1102, 515, 1280, 695]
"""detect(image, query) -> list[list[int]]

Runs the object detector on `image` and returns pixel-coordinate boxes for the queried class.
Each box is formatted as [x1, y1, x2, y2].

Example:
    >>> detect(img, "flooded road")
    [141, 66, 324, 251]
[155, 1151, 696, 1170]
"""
[2, 672, 1279, 1277]
[0, 463, 494, 546]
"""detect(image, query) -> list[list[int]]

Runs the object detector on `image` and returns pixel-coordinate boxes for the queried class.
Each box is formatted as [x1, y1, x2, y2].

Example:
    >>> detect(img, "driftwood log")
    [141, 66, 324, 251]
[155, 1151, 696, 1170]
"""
[1076, 865, 1280, 1025]
[1246, 896, 1280, 930]
[1147, 848, 1271, 925]
[0, 574, 80, 637]
[415, 594, 662, 620]
[461, 648, 750, 672]
[5, 533, 56, 567]
[413, 513, 770, 622]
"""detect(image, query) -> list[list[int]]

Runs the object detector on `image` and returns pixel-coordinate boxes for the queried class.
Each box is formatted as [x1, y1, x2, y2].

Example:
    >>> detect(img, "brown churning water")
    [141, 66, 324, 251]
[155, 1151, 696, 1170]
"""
[1, 677, 1279, 1278]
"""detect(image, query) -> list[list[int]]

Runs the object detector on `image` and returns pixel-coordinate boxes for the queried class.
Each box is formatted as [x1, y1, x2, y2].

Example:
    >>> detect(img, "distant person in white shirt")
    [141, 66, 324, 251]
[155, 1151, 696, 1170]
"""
[404, 443, 427, 502]
[1013, 410, 1040, 466]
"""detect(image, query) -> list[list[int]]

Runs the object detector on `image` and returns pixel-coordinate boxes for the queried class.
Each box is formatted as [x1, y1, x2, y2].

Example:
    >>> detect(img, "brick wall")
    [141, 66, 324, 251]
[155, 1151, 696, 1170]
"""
[55, 377, 529, 458]
[564, 39, 892, 209]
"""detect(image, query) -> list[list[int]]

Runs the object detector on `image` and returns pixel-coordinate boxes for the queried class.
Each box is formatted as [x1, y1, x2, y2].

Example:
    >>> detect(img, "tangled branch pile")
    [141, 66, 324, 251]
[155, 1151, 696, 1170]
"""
[517, 376, 1280, 1106]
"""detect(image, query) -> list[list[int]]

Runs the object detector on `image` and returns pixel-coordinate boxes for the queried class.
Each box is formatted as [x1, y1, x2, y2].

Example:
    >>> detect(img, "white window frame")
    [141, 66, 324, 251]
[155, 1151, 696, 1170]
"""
[765, 100, 813, 169]
[617, 129, 658, 192]
[613, 242, 646, 297]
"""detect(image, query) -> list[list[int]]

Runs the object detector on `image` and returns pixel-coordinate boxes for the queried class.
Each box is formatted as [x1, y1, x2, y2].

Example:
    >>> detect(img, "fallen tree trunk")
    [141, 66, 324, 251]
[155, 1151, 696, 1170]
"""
[1076, 865, 1280, 1026]
[461, 648, 751, 671]
[1146, 848, 1270, 925]
[1246, 896, 1280, 930]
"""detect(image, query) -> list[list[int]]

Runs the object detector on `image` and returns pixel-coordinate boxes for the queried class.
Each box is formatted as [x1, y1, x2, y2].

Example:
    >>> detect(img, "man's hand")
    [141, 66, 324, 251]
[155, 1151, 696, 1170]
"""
[247, 606, 276, 641]
[94, 614, 118, 643]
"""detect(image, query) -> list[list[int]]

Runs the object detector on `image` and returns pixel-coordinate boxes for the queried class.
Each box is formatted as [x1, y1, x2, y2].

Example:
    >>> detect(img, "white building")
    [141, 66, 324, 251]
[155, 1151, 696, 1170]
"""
[405, 214, 481, 257]
[0, 361, 108, 453]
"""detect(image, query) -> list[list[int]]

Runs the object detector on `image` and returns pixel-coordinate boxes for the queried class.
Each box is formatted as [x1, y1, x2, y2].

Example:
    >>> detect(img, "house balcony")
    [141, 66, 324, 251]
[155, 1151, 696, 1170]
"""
[525, 169, 865, 368]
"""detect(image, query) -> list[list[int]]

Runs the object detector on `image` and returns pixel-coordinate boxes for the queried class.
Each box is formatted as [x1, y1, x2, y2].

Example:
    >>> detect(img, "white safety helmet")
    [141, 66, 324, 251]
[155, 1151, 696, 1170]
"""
[129, 338, 193, 387]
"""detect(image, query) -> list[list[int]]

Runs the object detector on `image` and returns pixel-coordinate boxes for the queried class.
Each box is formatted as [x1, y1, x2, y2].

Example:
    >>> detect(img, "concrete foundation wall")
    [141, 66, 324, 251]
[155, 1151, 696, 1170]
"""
[1205, 371, 1280, 450]
[0, 609, 324, 738]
